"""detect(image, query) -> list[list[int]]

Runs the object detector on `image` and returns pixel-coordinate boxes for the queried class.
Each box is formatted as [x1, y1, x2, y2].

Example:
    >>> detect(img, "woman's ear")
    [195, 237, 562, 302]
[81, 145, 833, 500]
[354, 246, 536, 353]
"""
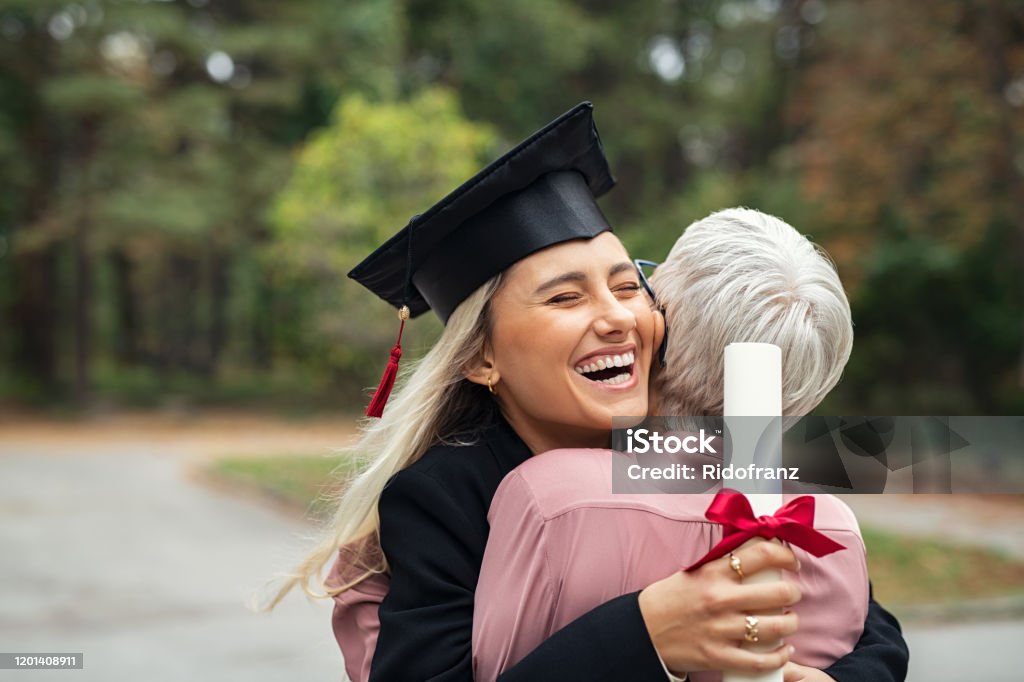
[463, 343, 499, 388]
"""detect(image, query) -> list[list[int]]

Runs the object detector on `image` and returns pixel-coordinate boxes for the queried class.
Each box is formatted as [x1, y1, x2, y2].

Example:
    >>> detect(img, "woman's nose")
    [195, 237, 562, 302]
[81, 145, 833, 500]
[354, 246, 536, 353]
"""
[593, 292, 637, 337]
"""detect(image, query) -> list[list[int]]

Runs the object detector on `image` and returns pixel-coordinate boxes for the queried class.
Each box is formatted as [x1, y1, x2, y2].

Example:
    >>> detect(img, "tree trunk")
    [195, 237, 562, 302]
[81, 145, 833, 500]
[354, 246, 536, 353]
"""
[156, 257, 173, 379]
[73, 211, 91, 404]
[10, 250, 59, 388]
[159, 254, 201, 374]
[111, 249, 139, 365]
[207, 251, 230, 377]
[251, 271, 273, 370]
[175, 254, 201, 373]
[73, 118, 100, 406]
[9, 41, 60, 392]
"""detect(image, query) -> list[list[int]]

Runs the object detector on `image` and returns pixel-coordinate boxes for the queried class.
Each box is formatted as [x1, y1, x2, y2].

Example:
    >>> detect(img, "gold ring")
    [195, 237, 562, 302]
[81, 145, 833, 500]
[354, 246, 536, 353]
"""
[728, 552, 745, 580]
[744, 615, 760, 643]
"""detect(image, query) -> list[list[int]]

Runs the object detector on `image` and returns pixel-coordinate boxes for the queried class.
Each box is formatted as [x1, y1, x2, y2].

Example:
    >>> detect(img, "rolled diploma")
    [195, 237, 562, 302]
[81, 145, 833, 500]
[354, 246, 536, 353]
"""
[723, 343, 783, 682]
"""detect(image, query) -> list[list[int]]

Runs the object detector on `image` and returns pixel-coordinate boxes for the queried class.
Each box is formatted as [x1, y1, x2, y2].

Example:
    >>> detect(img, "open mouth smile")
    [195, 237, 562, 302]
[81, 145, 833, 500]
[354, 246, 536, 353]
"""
[574, 351, 636, 386]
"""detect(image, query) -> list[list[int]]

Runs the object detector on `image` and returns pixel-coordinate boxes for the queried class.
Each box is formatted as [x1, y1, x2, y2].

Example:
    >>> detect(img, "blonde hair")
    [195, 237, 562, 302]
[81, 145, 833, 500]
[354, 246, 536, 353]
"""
[651, 208, 852, 418]
[260, 274, 503, 609]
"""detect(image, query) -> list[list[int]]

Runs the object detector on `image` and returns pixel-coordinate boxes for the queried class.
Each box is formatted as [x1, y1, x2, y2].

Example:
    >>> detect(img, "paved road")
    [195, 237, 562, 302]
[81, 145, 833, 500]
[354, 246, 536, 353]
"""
[904, 620, 1024, 681]
[0, 438, 343, 682]
[2, 422, 1022, 681]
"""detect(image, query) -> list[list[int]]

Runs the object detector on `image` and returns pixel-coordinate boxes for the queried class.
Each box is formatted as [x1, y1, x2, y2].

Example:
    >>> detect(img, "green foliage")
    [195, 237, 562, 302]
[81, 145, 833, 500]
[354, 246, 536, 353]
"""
[404, 0, 598, 132]
[268, 89, 497, 375]
[837, 222, 1023, 413]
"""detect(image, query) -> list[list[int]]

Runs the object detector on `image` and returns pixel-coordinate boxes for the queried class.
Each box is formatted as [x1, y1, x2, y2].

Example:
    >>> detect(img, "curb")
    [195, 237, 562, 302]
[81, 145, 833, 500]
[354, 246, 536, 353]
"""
[893, 593, 1024, 624]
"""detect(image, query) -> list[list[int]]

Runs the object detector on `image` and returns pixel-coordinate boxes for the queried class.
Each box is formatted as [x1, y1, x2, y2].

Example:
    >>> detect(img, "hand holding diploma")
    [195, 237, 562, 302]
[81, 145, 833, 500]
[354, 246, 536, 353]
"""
[723, 343, 786, 682]
[639, 542, 802, 675]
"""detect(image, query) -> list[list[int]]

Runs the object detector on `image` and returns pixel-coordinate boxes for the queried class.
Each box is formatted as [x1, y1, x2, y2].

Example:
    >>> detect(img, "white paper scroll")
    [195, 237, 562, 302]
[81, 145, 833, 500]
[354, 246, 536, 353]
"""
[723, 343, 783, 682]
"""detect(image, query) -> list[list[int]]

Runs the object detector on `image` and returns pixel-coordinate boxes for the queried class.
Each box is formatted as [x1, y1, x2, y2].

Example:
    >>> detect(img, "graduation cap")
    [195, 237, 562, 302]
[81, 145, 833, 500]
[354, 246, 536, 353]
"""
[349, 101, 616, 416]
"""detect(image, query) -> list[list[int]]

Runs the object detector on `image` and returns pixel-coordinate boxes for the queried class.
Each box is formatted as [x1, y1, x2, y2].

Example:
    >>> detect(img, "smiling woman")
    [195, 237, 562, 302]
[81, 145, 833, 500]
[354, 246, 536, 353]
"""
[463, 232, 659, 456]
[263, 102, 683, 681]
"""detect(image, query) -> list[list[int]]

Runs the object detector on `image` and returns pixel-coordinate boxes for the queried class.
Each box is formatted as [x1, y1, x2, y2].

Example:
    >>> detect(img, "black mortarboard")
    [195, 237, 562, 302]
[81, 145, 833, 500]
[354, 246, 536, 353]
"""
[348, 101, 616, 324]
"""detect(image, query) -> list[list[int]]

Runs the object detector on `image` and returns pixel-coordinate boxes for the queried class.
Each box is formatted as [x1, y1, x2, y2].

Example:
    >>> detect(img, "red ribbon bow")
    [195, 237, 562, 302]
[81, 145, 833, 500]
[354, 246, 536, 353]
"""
[685, 489, 846, 572]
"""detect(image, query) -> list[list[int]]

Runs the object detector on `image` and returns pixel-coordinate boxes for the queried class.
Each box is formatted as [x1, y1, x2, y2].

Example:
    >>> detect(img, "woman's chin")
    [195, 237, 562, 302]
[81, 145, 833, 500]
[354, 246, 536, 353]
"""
[578, 390, 649, 425]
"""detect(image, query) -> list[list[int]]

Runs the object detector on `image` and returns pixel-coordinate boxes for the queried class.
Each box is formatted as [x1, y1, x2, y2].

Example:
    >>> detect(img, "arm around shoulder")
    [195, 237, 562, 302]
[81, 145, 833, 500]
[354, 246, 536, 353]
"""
[822, 586, 909, 682]
[372, 466, 674, 682]
[370, 466, 481, 681]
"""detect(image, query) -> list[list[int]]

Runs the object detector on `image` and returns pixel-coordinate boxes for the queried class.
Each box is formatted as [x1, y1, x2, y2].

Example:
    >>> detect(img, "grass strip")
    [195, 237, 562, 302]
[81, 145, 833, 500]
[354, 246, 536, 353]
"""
[210, 452, 363, 519]
[863, 526, 1024, 607]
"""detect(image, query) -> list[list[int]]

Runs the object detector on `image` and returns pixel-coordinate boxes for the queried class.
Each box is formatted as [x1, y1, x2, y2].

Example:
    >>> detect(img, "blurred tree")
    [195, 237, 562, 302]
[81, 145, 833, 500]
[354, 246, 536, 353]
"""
[0, 1, 68, 397]
[788, 0, 1024, 411]
[268, 89, 497, 385]
[401, 0, 787, 221]
[0, 0, 401, 403]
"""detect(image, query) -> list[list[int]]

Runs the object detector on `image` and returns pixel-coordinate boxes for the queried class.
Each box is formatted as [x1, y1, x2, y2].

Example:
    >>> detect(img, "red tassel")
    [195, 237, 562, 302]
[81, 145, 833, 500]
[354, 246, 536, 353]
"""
[365, 307, 409, 418]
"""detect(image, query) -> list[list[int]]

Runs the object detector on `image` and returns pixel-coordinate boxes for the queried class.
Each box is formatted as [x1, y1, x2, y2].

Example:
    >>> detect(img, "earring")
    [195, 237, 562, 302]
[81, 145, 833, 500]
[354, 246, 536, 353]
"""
[487, 376, 497, 395]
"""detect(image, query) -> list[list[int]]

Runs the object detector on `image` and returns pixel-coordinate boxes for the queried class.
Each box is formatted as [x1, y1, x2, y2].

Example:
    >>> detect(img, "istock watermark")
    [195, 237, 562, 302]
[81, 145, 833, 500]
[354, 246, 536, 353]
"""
[610, 416, 1024, 495]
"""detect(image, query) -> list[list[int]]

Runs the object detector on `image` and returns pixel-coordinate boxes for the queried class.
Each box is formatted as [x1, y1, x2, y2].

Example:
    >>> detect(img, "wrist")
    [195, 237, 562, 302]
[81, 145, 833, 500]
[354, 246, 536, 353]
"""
[640, 581, 683, 674]
[638, 583, 669, 652]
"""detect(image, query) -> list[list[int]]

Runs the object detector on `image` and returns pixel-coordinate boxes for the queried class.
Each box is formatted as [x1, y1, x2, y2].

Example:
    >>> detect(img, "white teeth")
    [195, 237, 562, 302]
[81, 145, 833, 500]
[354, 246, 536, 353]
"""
[599, 372, 630, 385]
[574, 351, 637, 377]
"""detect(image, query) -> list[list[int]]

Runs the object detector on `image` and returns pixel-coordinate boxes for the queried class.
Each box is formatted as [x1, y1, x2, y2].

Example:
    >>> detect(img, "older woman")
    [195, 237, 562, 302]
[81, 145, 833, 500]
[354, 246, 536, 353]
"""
[270, 103, 907, 681]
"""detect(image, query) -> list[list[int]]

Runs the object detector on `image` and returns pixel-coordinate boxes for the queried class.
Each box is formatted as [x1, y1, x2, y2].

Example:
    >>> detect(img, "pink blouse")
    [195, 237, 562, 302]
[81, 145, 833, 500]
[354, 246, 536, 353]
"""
[471, 448, 869, 682]
[326, 542, 388, 682]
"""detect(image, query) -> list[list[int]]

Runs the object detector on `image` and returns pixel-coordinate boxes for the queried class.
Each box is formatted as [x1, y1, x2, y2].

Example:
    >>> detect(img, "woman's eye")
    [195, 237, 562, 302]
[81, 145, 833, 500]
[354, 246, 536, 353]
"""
[614, 282, 642, 295]
[548, 293, 582, 305]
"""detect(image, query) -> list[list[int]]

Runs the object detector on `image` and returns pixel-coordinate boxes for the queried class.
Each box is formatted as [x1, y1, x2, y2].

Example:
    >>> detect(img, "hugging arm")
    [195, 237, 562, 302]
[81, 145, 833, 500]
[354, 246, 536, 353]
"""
[370, 468, 669, 682]
[823, 586, 909, 682]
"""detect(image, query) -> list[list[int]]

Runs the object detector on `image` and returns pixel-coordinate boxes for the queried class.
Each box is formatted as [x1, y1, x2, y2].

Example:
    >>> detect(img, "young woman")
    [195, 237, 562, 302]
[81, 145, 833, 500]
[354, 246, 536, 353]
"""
[269, 104, 908, 681]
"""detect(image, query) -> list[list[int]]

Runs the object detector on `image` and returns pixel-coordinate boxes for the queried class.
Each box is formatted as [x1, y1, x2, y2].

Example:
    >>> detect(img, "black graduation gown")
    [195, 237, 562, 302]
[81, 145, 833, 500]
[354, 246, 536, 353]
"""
[370, 415, 909, 682]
